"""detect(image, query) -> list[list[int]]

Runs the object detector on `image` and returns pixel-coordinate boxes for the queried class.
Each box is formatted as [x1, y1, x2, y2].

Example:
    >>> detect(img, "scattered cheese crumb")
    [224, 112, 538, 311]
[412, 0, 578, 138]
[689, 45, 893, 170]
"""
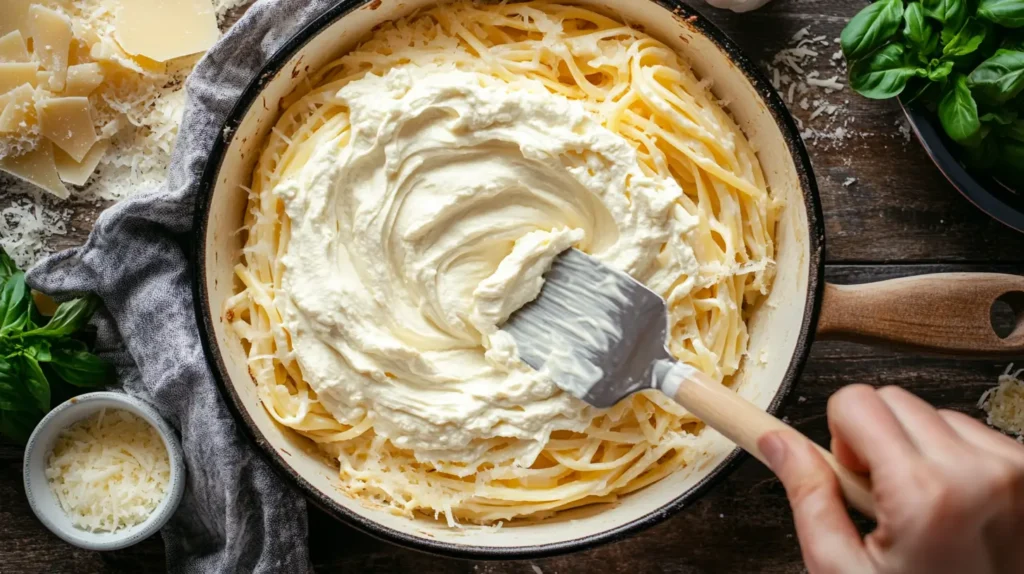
[45, 408, 171, 533]
[979, 365, 1024, 440]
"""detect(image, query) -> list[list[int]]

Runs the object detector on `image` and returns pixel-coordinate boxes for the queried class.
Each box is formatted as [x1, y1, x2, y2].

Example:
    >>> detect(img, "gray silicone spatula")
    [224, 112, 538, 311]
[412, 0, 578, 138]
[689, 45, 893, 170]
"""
[502, 248, 875, 517]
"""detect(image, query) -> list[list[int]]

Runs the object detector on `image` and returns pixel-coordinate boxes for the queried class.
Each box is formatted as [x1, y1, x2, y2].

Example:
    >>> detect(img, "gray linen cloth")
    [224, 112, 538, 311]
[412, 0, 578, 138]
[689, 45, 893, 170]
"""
[26, 1, 348, 571]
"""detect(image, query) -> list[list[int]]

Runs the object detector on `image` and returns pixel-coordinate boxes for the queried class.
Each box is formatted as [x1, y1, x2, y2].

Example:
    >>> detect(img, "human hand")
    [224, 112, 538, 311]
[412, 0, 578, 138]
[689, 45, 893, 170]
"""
[758, 384, 1024, 574]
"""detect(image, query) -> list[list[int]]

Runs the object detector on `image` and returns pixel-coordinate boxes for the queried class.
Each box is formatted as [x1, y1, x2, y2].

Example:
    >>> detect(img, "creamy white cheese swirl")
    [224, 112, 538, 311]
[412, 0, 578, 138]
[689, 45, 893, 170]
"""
[275, 66, 695, 467]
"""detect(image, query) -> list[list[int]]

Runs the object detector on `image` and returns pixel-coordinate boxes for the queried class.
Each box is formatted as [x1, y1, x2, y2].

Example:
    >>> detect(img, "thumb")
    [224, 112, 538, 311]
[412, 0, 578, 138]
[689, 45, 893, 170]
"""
[759, 430, 871, 574]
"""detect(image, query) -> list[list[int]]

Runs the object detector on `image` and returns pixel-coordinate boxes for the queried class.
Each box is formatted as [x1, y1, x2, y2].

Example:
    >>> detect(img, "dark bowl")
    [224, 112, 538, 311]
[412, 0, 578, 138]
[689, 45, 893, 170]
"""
[901, 102, 1024, 233]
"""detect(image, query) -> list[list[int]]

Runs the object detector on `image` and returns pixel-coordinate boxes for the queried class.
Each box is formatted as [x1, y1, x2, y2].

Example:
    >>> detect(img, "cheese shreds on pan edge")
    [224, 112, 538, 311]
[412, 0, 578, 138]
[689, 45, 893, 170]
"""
[45, 408, 171, 533]
[0, 0, 230, 268]
[980, 365, 1024, 441]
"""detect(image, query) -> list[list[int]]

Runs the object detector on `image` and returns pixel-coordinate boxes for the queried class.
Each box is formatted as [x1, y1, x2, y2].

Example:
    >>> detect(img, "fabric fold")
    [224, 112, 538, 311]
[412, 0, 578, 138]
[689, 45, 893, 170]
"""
[25, 0, 348, 571]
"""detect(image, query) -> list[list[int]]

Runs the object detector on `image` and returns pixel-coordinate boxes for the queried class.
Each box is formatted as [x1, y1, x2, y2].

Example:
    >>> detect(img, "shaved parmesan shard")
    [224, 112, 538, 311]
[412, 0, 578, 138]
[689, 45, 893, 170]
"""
[37, 96, 97, 162]
[55, 138, 108, 185]
[0, 31, 30, 63]
[0, 62, 40, 94]
[115, 0, 219, 63]
[0, 84, 37, 132]
[45, 409, 171, 533]
[63, 63, 104, 97]
[27, 5, 73, 91]
[0, 0, 31, 39]
[0, 140, 68, 198]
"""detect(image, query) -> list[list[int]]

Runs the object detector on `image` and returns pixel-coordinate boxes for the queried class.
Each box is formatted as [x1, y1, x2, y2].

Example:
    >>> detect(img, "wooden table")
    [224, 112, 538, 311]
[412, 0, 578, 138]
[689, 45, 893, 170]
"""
[3, 1, 1024, 572]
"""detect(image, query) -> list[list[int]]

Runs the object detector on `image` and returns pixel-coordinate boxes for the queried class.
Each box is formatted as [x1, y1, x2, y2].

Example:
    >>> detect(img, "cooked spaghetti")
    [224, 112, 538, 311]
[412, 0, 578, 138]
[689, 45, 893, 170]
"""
[225, 1, 779, 525]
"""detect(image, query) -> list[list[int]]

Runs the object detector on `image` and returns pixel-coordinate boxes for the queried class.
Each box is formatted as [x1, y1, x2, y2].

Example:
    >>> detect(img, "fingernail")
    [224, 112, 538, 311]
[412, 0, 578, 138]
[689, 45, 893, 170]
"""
[758, 432, 788, 472]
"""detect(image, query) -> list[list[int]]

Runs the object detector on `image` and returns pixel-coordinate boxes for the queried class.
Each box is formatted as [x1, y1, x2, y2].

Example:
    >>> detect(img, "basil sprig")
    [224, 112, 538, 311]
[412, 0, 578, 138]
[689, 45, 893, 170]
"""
[0, 249, 110, 443]
[843, 0, 1024, 186]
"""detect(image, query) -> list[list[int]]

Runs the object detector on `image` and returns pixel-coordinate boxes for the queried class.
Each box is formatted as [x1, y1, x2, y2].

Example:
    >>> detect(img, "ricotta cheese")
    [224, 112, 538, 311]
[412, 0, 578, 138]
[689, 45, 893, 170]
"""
[276, 66, 698, 468]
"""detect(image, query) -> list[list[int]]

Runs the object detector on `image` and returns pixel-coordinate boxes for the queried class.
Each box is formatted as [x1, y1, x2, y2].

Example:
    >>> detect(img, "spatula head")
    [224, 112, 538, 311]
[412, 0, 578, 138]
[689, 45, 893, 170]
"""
[501, 249, 671, 408]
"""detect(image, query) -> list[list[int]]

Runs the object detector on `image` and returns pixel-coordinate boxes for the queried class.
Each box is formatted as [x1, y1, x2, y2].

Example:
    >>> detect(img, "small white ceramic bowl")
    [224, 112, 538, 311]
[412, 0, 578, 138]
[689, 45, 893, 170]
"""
[22, 392, 186, 551]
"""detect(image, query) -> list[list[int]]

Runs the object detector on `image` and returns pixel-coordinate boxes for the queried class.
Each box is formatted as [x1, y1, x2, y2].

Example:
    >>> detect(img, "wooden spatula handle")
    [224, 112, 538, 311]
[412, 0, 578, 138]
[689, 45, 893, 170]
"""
[661, 362, 876, 518]
[817, 273, 1024, 356]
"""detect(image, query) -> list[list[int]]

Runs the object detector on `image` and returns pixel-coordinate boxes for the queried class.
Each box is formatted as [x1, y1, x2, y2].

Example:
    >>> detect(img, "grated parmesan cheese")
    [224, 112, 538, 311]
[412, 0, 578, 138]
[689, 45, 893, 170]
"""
[45, 408, 171, 533]
[1, 0, 241, 270]
[979, 365, 1024, 441]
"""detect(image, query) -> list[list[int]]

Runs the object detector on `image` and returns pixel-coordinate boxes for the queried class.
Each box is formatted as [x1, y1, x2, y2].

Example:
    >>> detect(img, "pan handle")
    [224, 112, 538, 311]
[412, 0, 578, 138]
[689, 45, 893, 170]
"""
[817, 273, 1024, 356]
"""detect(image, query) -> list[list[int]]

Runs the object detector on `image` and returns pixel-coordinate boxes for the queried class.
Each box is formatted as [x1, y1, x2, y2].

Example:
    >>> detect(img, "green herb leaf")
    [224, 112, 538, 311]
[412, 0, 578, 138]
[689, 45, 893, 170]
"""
[842, 0, 905, 60]
[20, 295, 99, 339]
[994, 136, 1024, 186]
[850, 44, 928, 98]
[1000, 119, 1024, 141]
[905, 3, 937, 51]
[0, 409, 42, 444]
[0, 271, 31, 337]
[978, 0, 1024, 28]
[943, 19, 988, 57]
[20, 355, 50, 412]
[0, 249, 16, 282]
[980, 109, 1018, 123]
[49, 348, 111, 388]
[0, 357, 27, 411]
[968, 49, 1024, 103]
[939, 74, 983, 143]
[927, 58, 956, 80]
[924, 0, 968, 27]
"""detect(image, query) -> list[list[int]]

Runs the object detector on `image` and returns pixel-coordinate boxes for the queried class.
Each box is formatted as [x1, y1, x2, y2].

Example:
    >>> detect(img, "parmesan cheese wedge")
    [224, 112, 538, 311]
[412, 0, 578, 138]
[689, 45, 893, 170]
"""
[0, 31, 30, 63]
[0, 83, 37, 132]
[27, 5, 74, 91]
[36, 96, 97, 162]
[54, 138, 108, 185]
[63, 63, 104, 97]
[114, 0, 220, 63]
[0, 0, 31, 39]
[0, 62, 40, 94]
[0, 140, 68, 198]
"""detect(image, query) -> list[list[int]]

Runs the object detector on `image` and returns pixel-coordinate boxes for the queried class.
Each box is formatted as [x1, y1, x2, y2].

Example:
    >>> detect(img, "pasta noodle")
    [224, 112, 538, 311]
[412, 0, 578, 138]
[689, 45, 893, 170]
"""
[225, 0, 779, 525]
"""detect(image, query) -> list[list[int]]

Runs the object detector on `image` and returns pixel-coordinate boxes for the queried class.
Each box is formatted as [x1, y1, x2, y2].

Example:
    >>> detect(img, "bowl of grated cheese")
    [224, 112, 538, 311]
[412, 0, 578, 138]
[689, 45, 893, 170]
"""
[22, 392, 186, 551]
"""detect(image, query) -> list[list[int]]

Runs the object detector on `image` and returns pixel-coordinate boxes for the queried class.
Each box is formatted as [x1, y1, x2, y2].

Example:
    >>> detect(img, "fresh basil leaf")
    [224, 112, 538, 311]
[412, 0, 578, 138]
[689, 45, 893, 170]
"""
[943, 19, 988, 57]
[939, 75, 983, 143]
[980, 109, 1018, 123]
[1000, 119, 1024, 141]
[0, 408, 42, 444]
[978, 0, 1024, 28]
[0, 271, 31, 337]
[20, 295, 99, 339]
[927, 58, 956, 80]
[994, 136, 1024, 186]
[841, 0, 905, 60]
[49, 348, 110, 388]
[962, 129, 1000, 168]
[20, 355, 50, 412]
[968, 49, 1024, 103]
[24, 341, 52, 363]
[905, 2, 938, 53]
[850, 44, 928, 98]
[0, 357, 26, 411]
[924, 0, 968, 31]
[0, 249, 16, 282]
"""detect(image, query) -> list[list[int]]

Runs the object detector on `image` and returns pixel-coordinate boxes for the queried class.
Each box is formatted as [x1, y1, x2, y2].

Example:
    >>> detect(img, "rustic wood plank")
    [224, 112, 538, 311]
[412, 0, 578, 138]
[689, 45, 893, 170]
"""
[2, 263, 1016, 572]
[700, 1, 1024, 263]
